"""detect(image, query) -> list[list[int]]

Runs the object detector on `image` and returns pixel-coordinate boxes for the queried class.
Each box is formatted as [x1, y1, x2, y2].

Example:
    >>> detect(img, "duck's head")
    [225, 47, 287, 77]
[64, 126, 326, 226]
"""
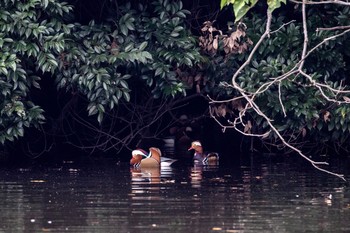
[149, 147, 161, 163]
[130, 155, 142, 165]
[188, 141, 203, 153]
[130, 149, 148, 165]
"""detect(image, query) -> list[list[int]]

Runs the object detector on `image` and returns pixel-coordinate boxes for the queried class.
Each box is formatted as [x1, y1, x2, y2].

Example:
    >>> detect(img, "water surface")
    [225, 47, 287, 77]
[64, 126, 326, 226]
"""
[0, 155, 349, 233]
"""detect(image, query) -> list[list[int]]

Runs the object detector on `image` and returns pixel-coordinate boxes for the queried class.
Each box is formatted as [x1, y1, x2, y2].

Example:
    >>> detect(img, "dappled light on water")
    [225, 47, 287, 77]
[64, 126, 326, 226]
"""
[0, 156, 349, 232]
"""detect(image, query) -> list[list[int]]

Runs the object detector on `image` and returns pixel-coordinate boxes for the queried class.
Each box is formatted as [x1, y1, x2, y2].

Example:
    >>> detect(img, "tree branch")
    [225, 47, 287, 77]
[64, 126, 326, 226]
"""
[209, 5, 348, 181]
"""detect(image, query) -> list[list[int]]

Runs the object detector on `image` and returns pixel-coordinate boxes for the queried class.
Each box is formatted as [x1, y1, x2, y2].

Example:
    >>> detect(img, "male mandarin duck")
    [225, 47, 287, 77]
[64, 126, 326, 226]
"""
[130, 147, 177, 168]
[188, 141, 219, 165]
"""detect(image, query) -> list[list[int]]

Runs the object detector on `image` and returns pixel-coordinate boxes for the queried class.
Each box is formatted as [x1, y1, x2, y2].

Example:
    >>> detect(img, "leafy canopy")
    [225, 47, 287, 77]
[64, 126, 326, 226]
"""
[0, 0, 203, 144]
[0, 0, 73, 144]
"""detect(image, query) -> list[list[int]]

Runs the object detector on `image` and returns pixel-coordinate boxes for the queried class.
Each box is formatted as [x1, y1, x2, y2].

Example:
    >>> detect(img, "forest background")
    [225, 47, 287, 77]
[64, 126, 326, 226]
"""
[1, 0, 350, 175]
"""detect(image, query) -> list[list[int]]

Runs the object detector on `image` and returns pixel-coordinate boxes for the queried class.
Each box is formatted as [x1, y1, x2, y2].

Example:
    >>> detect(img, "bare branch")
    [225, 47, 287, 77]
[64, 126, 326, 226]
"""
[271, 20, 296, 34]
[209, 4, 349, 180]
[317, 25, 350, 31]
[231, 10, 273, 88]
[289, 0, 350, 6]
[278, 81, 287, 117]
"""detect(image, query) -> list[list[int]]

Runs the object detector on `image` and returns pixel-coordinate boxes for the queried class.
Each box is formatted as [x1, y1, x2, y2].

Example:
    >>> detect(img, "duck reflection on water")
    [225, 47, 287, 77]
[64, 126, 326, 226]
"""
[190, 163, 219, 188]
[130, 166, 162, 202]
[130, 167, 161, 185]
[129, 165, 177, 201]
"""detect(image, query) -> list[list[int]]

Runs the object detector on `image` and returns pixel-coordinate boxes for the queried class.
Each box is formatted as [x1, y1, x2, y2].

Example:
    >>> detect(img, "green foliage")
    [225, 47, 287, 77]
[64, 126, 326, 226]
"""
[0, 0, 201, 144]
[55, 21, 136, 124]
[0, 0, 72, 143]
[221, 0, 286, 22]
[56, 0, 202, 123]
[2, 0, 348, 154]
[126, 0, 202, 98]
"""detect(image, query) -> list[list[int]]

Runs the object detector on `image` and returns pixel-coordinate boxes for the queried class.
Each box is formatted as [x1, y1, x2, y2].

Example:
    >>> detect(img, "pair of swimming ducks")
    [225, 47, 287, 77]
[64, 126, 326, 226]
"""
[130, 141, 219, 168]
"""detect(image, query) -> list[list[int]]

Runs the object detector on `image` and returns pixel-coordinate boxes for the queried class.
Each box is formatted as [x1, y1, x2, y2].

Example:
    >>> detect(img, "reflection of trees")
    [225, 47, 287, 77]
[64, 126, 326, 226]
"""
[235, 159, 347, 232]
[0, 177, 25, 232]
[0, 166, 132, 232]
[0, 159, 347, 232]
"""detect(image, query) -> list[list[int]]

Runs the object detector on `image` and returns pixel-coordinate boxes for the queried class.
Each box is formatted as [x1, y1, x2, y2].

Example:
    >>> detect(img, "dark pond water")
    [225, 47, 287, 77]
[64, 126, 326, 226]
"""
[0, 154, 349, 233]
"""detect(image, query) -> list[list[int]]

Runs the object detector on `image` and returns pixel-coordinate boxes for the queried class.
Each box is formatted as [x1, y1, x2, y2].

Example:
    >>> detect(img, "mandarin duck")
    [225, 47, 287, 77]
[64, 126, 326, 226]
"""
[130, 147, 177, 168]
[188, 141, 219, 165]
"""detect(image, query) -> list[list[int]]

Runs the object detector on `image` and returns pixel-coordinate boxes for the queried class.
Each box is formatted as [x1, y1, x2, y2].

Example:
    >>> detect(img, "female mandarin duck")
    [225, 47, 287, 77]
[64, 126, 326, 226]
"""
[188, 141, 219, 165]
[130, 147, 177, 168]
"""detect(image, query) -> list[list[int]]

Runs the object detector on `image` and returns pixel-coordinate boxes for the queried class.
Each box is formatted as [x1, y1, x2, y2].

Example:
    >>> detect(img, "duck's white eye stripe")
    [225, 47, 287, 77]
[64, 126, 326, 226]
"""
[132, 150, 147, 156]
[193, 141, 202, 146]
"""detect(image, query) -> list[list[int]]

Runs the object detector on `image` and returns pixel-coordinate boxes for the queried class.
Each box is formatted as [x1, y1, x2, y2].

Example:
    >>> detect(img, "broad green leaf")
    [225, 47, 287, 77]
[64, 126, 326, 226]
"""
[9, 61, 16, 72]
[221, 0, 259, 22]
[4, 38, 13, 43]
[170, 32, 179, 37]
[124, 43, 133, 52]
[120, 80, 128, 89]
[123, 92, 130, 102]
[120, 25, 128, 36]
[42, 0, 49, 8]
[125, 20, 135, 31]
[267, 0, 286, 12]
[97, 112, 103, 124]
[1, 67, 8, 75]
[139, 41, 148, 50]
